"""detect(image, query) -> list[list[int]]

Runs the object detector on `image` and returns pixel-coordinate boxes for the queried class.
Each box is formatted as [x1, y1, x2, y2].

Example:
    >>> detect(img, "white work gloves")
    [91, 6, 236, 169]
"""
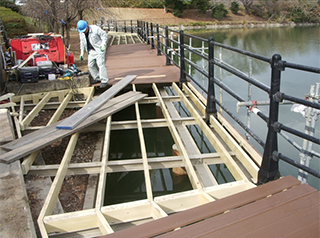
[100, 44, 106, 52]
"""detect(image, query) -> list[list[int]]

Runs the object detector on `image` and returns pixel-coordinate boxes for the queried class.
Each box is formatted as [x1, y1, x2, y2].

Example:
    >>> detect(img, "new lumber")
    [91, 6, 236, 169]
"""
[56, 75, 137, 130]
[0, 91, 146, 164]
[0, 109, 15, 144]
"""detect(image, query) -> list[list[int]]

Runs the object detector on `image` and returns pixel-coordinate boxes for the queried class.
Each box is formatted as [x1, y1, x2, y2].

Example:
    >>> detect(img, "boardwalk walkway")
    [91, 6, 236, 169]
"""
[106, 43, 180, 85]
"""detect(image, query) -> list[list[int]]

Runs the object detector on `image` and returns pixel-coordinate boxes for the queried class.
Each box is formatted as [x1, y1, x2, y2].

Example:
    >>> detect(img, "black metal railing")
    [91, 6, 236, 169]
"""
[106, 20, 320, 186]
[103, 19, 137, 33]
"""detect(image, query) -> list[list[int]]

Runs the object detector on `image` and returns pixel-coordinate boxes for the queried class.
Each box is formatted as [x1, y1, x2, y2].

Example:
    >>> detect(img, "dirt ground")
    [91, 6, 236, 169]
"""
[89, 7, 265, 26]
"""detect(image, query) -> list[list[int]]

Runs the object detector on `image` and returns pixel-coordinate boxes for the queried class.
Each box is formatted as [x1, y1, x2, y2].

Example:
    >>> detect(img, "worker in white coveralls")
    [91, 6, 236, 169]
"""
[77, 20, 109, 88]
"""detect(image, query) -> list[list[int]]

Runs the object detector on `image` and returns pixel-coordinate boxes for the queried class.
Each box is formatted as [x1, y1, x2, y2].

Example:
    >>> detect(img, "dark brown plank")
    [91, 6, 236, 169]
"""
[105, 43, 180, 85]
[202, 190, 320, 237]
[243, 205, 320, 238]
[0, 92, 146, 164]
[102, 176, 301, 238]
[283, 221, 320, 238]
[155, 184, 316, 238]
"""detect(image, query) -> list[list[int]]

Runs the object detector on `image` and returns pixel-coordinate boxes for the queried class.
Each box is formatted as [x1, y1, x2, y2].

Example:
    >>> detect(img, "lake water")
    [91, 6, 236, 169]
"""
[185, 25, 320, 189]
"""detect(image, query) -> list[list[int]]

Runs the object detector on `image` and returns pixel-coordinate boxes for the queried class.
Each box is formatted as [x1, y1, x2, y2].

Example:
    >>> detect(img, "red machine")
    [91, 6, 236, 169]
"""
[10, 34, 74, 66]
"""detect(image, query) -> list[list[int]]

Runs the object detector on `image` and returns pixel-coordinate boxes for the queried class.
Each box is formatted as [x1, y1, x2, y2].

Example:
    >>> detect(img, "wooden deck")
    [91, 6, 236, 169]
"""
[1, 35, 319, 238]
[106, 43, 181, 85]
[102, 176, 320, 238]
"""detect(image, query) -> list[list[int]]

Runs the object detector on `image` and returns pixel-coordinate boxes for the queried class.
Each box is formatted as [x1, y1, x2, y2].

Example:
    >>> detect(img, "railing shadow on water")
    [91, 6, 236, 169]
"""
[103, 19, 320, 187]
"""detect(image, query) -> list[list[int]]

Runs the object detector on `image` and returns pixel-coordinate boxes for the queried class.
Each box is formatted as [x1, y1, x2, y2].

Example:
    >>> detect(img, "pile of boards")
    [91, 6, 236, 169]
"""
[0, 75, 145, 164]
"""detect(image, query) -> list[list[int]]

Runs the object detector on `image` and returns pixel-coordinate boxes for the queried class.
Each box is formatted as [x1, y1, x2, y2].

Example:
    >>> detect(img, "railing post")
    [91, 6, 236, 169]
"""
[156, 24, 161, 56]
[257, 54, 283, 185]
[146, 22, 150, 45]
[150, 23, 155, 49]
[165, 26, 171, 65]
[124, 20, 127, 33]
[143, 21, 146, 41]
[115, 21, 118, 32]
[179, 30, 187, 86]
[131, 20, 133, 33]
[137, 20, 140, 37]
[206, 37, 217, 122]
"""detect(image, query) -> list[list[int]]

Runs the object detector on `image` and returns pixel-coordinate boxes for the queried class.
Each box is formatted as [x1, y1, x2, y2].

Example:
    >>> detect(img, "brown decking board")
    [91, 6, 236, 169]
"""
[241, 206, 319, 238]
[101, 176, 319, 238]
[221, 192, 319, 238]
[159, 184, 317, 238]
[105, 43, 180, 85]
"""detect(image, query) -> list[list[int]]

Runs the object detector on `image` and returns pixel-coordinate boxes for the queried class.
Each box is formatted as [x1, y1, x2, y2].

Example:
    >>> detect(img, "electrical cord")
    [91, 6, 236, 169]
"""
[36, 35, 54, 44]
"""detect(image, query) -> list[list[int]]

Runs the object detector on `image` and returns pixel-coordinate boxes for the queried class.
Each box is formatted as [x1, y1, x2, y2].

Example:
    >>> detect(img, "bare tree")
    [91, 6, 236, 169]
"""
[239, 0, 253, 14]
[21, 0, 52, 32]
[259, 0, 279, 18]
[22, 0, 105, 47]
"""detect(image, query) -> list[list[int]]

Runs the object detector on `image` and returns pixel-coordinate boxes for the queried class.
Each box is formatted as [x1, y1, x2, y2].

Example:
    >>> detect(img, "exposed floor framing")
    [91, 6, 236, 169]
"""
[0, 82, 261, 237]
[108, 32, 143, 45]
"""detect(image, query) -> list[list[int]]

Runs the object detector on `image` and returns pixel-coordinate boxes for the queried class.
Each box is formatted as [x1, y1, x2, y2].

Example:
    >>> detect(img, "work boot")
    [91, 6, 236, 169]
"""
[91, 80, 101, 86]
[100, 79, 109, 88]
[100, 82, 108, 88]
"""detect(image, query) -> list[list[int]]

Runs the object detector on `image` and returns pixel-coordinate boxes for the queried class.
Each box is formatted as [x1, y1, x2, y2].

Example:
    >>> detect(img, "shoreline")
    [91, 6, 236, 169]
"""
[169, 22, 320, 30]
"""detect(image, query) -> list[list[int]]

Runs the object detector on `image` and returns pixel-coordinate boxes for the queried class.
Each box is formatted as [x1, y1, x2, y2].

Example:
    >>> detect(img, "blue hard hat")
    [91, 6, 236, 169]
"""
[77, 20, 88, 33]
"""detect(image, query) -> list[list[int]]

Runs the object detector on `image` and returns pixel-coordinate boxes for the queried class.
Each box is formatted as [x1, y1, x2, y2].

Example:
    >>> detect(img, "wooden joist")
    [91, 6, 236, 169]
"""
[0, 109, 15, 144]
[182, 83, 261, 181]
[1, 91, 142, 151]
[56, 75, 137, 130]
[38, 132, 80, 238]
[20, 92, 52, 130]
[0, 91, 147, 164]
[21, 90, 92, 174]
[184, 82, 262, 167]
[27, 153, 225, 176]
[152, 83, 203, 191]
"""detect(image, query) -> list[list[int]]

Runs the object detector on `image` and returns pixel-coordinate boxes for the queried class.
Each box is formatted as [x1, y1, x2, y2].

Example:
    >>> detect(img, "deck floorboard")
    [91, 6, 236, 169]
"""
[101, 176, 319, 238]
[105, 43, 180, 85]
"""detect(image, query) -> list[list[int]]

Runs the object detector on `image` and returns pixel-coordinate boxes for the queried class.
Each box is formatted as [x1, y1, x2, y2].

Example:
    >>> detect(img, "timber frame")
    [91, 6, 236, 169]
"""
[5, 82, 261, 237]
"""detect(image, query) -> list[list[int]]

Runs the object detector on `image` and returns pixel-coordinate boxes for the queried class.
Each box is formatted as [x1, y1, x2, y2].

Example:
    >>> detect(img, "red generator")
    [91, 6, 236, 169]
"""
[10, 34, 74, 66]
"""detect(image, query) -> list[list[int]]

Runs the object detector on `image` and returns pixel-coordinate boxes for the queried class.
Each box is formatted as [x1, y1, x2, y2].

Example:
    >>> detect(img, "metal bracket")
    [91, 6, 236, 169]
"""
[272, 121, 282, 133]
[275, 60, 286, 71]
[273, 91, 284, 102]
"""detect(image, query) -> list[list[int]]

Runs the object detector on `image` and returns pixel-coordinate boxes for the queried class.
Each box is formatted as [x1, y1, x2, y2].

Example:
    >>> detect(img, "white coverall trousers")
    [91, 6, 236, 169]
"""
[88, 50, 108, 83]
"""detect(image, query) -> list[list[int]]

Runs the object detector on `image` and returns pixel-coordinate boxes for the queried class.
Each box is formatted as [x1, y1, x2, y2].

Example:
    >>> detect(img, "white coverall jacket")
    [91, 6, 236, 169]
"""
[79, 25, 108, 83]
